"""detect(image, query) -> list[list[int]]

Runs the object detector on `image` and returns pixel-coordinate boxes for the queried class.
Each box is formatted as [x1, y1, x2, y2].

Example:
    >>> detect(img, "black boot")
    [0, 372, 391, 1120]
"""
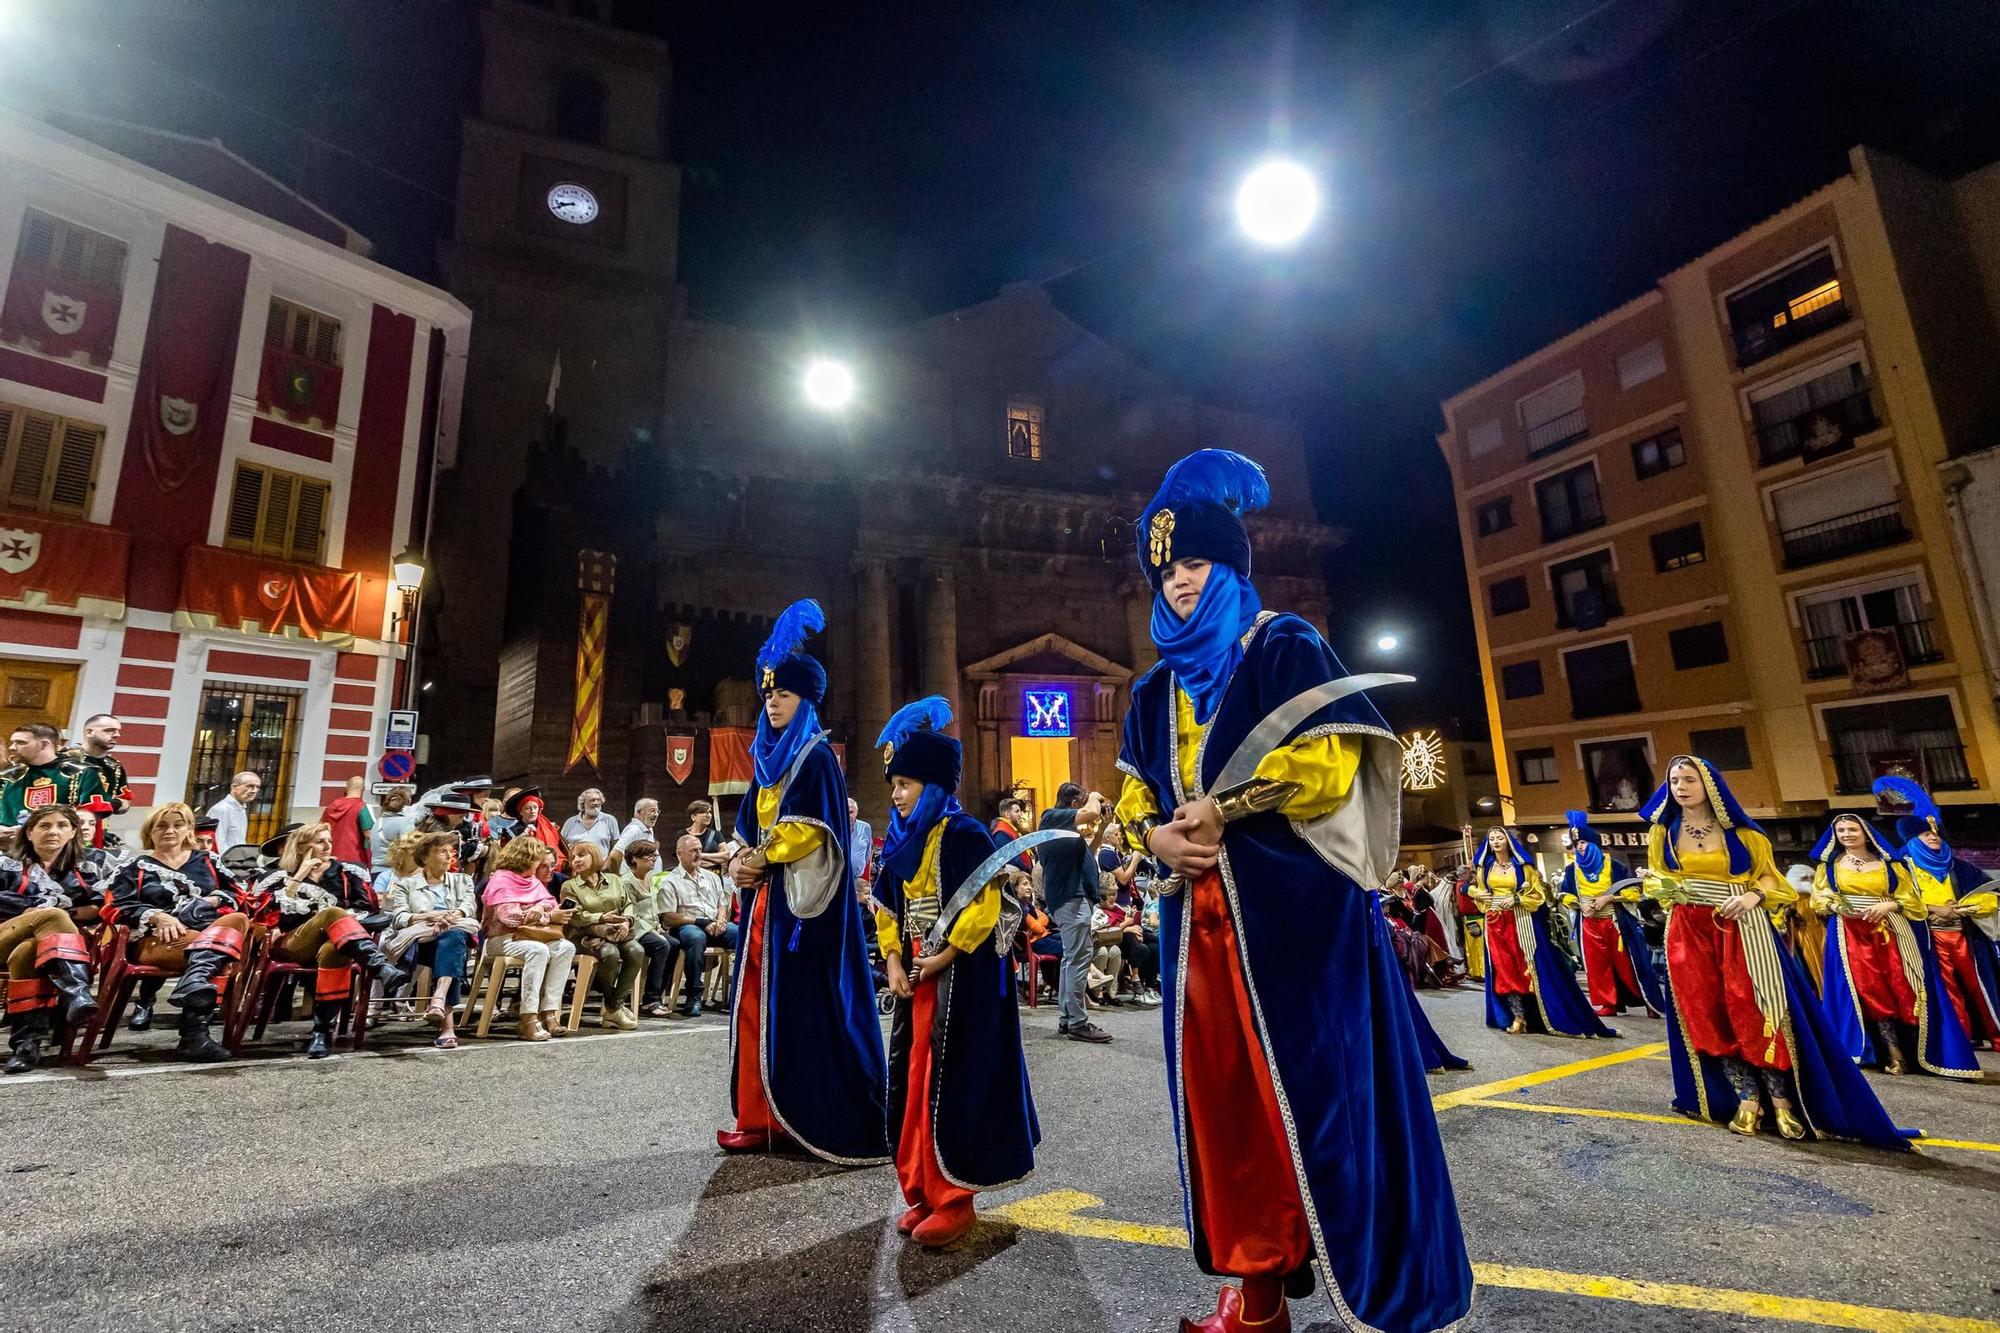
[168, 948, 229, 1006]
[304, 1001, 341, 1059]
[47, 961, 99, 1027]
[4, 1013, 48, 1075]
[338, 934, 407, 993]
[174, 998, 229, 1063]
[129, 977, 162, 1030]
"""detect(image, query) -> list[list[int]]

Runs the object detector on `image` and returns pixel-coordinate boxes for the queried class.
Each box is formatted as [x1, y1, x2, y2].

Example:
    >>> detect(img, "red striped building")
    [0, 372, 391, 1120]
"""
[0, 109, 469, 844]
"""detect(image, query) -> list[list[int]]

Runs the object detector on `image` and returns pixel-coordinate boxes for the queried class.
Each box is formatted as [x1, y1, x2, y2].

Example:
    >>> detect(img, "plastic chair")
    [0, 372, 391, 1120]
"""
[459, 946, 526, 1038]
[74, 926, 177, 1064]
[565, 952, 646, 1030]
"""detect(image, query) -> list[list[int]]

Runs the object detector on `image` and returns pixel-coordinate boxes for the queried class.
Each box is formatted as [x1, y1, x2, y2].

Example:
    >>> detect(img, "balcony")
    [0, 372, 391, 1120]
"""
[1754, 384, 1878, 467]
[1780, 502, 1908, 568]
[1832, 742, 1975, 796]
[1728, 253, 1851, 368]
[1803, 618, 1942, 679]
[1526, 406, 1590, 458]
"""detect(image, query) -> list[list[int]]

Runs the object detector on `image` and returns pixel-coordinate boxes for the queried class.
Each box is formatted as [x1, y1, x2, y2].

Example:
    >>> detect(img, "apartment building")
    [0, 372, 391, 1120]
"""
[1439, 145, 2000, 863]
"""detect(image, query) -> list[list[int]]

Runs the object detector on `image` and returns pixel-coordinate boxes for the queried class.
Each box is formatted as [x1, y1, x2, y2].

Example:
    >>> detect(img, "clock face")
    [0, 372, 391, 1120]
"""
[546, 183, 599, 225]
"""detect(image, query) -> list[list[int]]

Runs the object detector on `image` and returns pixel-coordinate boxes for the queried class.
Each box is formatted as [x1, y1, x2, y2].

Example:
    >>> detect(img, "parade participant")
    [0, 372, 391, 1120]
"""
[1807, 811, 1979, 1080]
[721, 599, 889, 1165]
[0, 723, 108, 826]
[1, 806, 101, 1073]
[1559, 811, 1666, 1018]
[106, 803, 249, 1062]
[1642, 756, 1908, 1147]
[250, 822, 405, 1059]
[871, 697, 1038, 1249]
[1114, 450, 1470, 1333]
[504, 787, 565, 874]
[70, 714, 132, 814]
[1874, 777, 2000, 1051]
[1469, 826, 1613, 1038]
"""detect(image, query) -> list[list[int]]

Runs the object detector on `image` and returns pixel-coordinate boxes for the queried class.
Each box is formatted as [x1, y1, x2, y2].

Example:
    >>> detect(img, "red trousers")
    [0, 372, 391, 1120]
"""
[1839, 918, 1917, 1025]
[1931, 929, 1999, 1043]
[1484, 910, 1530, 997]
[1580, 915, 1643, 1010]
[896, 956, 974, 1215]
[1180, 869, 1311, 1280]
[730, 892, 782, 1139]
[1667, 905, 1790, 1071]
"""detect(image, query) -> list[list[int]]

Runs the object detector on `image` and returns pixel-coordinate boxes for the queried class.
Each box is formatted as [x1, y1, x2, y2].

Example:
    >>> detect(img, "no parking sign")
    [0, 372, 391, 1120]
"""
[379, 751, 416, 783]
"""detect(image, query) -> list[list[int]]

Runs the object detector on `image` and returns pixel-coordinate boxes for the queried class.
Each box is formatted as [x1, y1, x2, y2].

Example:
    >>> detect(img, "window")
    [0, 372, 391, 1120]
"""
[554, 70, 607, 144]
[223, 463, 332, 564]
[1488, 576, 1529, 617]
[1535, 463, 1604, 541]
[1688, 726, 1752, 771]
[1632, 427, 1686, 480]
[1563, 641, 1641, 719]
[1465, 417, 1504, 459]
[1772, 460, 1905, 568]
[1581, 738, 1653, 812]
[1475, 496, 1513, 536]
[1500, 659, 1544, 700]
[2, 210, 128, 366]
[1519, 372, 1588, 457]
[184, 681, 301, 847]
[1822, 694, 1970, 794]
[266, 297, 341, 367]
[1798, 579, 1937, 678]
[1005, 400, 1043, 461]
[1616, 339, 1667, 390]
[1726, 247, 1848, 367]
[1749, 358, 1876, 467]
[1650, 521, 1706, 572]
[1669, 621, 1730, 669]
[0, 400, 102, 519]
[1517, 747, 1558, 785]
[1550, 549, 1620, 629]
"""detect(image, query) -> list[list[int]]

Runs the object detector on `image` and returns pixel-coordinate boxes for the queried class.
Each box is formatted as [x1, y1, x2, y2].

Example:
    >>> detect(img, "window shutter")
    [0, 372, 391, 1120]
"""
[290, 480, 328, 562]
[310, 316, 339, 367]
[47, 422, 100, 517]
[288, 308, 312, 358]
[7, 412, 55, 509]
[226, 467, 266, 546]
[259, 470, 297, 554]
[267, 297, 289, 349]
[16, 214, 55, 270]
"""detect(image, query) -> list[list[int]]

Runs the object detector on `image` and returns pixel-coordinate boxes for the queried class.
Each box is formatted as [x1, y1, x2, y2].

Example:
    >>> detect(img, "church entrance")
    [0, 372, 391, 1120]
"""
[1008, 735, 1071, 815]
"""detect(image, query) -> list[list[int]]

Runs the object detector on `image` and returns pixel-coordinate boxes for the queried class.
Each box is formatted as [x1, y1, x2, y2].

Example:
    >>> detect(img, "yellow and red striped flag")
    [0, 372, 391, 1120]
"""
[565, 549, 617, 773]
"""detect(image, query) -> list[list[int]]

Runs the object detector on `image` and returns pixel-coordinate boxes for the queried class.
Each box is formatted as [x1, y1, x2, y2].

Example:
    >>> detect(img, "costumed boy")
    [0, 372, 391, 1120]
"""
[1878, 775, 2000, 1051]
[1559, 810, 1666, 1018]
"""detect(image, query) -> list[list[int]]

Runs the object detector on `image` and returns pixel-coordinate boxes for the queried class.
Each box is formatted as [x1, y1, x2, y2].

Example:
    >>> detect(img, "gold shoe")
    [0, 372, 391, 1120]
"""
[1505, 1017, 1527, 1035]
[1727, 1102, 1761, 1137]
[516, 1014, 550, 1042]
[1772, 1103, 1808, 1141]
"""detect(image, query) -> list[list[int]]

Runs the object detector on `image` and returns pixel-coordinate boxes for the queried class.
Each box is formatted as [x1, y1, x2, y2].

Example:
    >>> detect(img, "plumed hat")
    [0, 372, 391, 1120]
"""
[1873, 774, 1942, 845]
[1564, 809, 1601, 848]
[757, 599, 828, 705]
[1135, 449, 1269, 590]
[877, 695, 961, 793]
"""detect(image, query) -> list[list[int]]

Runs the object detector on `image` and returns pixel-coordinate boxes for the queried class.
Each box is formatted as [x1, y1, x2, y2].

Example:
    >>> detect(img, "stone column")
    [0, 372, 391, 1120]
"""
[1122, 576, 1158, 674]
[921, 558, 962, 727]
[853, 555, 893, 772]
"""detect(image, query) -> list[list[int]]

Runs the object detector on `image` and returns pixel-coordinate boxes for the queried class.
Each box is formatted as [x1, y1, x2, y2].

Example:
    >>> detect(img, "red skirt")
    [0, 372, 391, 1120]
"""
[1933, 928, 2000, 1043]
[1580, 915, 1642, 1010]
[1839, 917, 1917, 1025]
[730, 892, 781, 1139]
[1484, 910, 1531, 997]
[896, 949, 975, 1213]
[1180, 868, 1311, 1280]
[1667, 904, 1790, 1071]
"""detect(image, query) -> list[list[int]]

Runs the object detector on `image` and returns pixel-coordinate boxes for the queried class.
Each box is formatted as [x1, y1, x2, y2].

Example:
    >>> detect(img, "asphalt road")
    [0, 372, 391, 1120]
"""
[1, 987, 1996, 1332]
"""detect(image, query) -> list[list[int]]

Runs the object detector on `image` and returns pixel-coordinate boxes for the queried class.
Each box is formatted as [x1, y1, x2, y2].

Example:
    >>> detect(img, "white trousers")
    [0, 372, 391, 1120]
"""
[495, 934, 577, 1012]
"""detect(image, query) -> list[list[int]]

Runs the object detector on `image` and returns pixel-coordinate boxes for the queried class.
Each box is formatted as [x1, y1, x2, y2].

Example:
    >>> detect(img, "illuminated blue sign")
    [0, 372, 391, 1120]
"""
[1023, 688, 1073, 738]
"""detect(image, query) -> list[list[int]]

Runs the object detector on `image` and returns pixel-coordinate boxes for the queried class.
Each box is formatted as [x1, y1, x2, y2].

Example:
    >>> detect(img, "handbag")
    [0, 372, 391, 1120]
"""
[512, 923, 565, 943]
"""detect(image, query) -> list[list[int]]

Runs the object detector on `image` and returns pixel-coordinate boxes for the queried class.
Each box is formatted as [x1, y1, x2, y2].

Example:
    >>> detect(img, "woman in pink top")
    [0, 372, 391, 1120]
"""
[480, 837, 578, 1041]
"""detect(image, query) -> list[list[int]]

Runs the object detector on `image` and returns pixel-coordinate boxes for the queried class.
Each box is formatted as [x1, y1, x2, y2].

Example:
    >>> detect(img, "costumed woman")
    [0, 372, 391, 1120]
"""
[871, 696, 1039, 1249]
[1, 805, 101, 1073]
[1807, 810, 1979, 1080]
[1558, 810, 1665, 1019]
[1879, 776, 2000, 1052]
[1642, 755, 1909, 1147]
[1469, 826, 1614, 1038]
[502, 788, 565, 875]
[1114, 450, 1471, 1333]
[720, 599, 889, 1165]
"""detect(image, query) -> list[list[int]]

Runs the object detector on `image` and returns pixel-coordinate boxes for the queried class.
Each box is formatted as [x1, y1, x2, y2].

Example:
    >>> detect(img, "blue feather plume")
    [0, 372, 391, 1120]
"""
[1155, 448, 1271, 516]
[877, 695, 952, 750]
[757, 598, 825, 673]
[1871, 774, 1938, 823]
[1565, 809, 1590, 834]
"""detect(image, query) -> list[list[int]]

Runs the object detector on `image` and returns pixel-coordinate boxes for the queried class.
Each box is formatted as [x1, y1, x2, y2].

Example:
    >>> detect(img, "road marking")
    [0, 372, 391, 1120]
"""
[1430, 1041, 1668, 1111]
[1462, 1097, 2000, 1154]
[989, 1190, 2000, 1332]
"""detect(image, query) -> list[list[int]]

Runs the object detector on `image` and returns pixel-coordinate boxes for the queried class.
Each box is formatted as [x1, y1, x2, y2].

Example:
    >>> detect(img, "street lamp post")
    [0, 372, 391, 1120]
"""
[392, 548, 426, 712]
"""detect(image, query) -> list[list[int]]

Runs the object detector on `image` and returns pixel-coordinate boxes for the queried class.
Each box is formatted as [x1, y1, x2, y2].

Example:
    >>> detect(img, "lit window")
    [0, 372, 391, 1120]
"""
[1006, 400, 1043, 461]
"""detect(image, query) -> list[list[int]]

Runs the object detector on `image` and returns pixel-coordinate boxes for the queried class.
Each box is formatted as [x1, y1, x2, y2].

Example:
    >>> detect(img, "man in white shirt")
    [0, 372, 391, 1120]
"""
[847, 797, 874, 899]
[205, 770, 261, 852]
[615, 798, 660, 857]
[656, 833, 738, 1017]
[561, 787, 621, 863]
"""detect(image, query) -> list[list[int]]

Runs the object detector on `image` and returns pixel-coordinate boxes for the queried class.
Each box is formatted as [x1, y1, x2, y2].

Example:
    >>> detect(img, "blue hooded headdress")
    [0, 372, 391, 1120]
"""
[1138, 449, 1270, 724]
[875, 695, 963, 882]
[1809, 812, 1905, 893]
[1565, 809, 1606, 878]
[752, 599, 827, 789]
[1639, 754, 1765, 876]
[1874, 775, 1953, 878]
[1474, 826, 1534, 891]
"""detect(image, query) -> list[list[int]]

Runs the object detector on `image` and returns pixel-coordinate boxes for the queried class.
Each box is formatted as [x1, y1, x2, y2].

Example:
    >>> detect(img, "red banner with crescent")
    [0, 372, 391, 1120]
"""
[564, 550, 616, 774]
[709, 726, 754, 797]
[665, 733, 696, 785]
[174, 544, 375, 646]
[257, 344, 343, 430]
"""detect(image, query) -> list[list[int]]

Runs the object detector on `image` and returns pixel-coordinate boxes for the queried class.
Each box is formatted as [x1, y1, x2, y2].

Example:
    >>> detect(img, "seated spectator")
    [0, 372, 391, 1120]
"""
[1089, 879, 1128, 1007]
[616, 799, 661, 859]
[252, 823, 407, 1059]
[478, 836, 577, 1041]
[563, 840, 642, 1029]
[2, 805, 103, 1073]
[617, 840, 676, 1016]
[562, 789, 622, 867]
[385, 830, 478, 1049]
[657, 832, 738, 1017]
[481, 797, 513, 843]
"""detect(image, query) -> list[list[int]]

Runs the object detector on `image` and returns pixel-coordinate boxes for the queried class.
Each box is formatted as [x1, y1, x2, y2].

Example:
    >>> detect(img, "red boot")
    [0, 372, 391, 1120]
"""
[716, 1127, 797, 1153]
[1594, 1004, 1619, 1017]
[911, 1198, 976, 1248]
[1179, 1284, 1291, 1333]
[896, 1204, 930, 1236]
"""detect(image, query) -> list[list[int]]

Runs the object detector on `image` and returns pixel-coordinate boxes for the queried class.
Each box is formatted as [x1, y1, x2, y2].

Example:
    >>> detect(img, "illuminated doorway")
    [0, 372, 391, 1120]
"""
[1009, 735, 1071, 816]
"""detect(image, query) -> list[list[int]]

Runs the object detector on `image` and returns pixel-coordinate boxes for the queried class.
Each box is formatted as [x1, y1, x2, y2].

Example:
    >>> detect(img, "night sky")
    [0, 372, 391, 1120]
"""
[27, 0, 2000, 734]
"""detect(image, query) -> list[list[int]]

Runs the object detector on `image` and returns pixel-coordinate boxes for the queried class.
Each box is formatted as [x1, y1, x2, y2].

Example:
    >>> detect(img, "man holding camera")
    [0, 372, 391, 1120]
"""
[1038, 781, 1112, 1042]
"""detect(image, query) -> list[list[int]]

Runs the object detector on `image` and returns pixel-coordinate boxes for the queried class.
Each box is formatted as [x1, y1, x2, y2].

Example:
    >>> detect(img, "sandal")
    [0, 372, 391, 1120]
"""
[432, 1032, 459, 1049]
[643, 1002, 674, 1018]
[424, 1001, 449, 1029]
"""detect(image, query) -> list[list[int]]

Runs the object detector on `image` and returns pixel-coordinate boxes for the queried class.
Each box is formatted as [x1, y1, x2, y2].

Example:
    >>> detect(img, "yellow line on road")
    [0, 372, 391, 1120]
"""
[989, 1190, 2000, 1332]
[1463, 1097, 2000, 1154]
[1430, 1041, 1668, 1111]
[1914, 1136, 2000, 1155]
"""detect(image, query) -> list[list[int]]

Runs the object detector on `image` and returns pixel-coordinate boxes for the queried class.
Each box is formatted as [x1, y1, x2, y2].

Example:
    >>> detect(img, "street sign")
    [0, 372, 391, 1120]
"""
[385, 709, 419, 751]
[370, 781, 415, 798]
[379, 750, 416, 783]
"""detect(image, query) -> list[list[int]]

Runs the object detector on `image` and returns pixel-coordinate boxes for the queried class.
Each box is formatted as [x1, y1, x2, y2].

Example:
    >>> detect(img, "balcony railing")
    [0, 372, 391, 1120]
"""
[1731, 281, 1851, 367]
[1803, 617, 1942, 678]
[1526, 407, 1590, 457]
[1780, 502, 1908, 568]
[1754, 385, 1878, 467]
[1833, 742, 1975, 795]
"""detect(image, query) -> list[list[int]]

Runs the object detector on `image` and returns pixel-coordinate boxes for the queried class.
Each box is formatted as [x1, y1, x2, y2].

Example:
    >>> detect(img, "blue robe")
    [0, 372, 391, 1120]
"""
[876, 811, 1040, 1189]
[1558, 858, 1668, 1015]
[1396, 958, 1470, 1072]
[1818, 910, 1981, 1079]
[1480, 901, 1618, 1038]
[1121, 613, 1473, 1333]
[1939, 856, 2000, 1025]
[729, 738, 890, 1164]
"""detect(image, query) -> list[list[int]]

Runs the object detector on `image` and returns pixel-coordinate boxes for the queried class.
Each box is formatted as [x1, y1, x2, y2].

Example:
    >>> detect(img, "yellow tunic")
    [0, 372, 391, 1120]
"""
[1116, 684, 1361, 847]
[1558, 858, 1618, 908]
[755, 783, 826, 865]
[1471, 862, 1546, 912]
[1810, 860, 1921, 919]
[872, 820, 1002, 959]
[1904, 863, 2000, 918]
[1643, 825, 1793, 904]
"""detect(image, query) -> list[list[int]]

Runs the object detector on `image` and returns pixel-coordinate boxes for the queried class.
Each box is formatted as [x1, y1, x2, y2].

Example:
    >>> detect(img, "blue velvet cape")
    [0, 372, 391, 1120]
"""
[1397, 967, 1470, 1072]
[1557, 858, 1668, 1015]
[1120, 613, 1474, 1333]
[729, 738, 890, 1164]
[876, 810, 1040, 1189]
[1479, 899, 1617, 1038]
[1817, 904, 1981, 1079]
[1936, 855, 2000, 1023]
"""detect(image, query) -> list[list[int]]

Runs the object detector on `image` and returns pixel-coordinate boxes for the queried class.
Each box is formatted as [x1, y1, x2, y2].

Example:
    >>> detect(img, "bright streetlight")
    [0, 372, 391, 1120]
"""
[1375, 632, 1400, 653]
[1235, 158, 1319, 247]
[802, 358, 856, 411]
